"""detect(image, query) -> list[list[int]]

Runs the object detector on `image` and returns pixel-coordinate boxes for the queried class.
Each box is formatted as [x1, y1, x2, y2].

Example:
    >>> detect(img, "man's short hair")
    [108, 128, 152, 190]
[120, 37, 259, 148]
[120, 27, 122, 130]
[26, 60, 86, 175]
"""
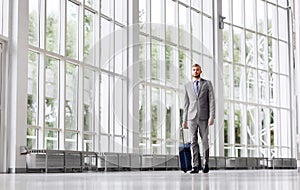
[192, 64, 201, 69]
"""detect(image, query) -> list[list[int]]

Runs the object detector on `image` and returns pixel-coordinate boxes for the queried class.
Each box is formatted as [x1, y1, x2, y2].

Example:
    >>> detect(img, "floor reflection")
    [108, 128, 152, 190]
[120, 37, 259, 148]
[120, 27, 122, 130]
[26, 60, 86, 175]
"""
[0, 170, 299, 190]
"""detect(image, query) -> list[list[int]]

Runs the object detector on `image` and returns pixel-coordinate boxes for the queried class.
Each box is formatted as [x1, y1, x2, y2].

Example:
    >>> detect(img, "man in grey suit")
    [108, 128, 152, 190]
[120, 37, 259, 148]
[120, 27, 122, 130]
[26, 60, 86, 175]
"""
[182, 64, 215, 174]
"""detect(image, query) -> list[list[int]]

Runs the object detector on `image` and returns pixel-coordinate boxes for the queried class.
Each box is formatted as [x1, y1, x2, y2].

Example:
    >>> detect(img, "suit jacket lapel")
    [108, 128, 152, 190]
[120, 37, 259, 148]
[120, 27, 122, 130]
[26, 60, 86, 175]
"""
[198, 78, 204, 97]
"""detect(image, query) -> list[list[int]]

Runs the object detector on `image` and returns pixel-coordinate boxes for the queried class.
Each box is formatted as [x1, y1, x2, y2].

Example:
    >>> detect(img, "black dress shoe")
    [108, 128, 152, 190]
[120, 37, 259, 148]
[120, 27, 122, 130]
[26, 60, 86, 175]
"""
[189, 167, 199, 174]
[202, 165, 209, 173]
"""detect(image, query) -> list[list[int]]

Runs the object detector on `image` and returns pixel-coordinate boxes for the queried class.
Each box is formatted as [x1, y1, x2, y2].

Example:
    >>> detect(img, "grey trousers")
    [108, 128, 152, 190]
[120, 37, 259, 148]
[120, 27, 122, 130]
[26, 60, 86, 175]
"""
[189, 119, 209, 167]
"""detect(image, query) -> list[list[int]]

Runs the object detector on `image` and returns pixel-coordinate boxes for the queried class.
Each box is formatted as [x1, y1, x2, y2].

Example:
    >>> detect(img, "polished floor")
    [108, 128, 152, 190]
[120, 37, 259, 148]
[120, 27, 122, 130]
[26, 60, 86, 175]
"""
[0, 170, 300, 190]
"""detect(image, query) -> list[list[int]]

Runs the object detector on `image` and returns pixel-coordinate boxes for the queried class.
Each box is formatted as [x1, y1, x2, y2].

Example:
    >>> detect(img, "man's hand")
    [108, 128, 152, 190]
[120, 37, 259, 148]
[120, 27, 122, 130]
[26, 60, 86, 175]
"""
[208, 117, 214, 126]
[182, 121, 188, 129]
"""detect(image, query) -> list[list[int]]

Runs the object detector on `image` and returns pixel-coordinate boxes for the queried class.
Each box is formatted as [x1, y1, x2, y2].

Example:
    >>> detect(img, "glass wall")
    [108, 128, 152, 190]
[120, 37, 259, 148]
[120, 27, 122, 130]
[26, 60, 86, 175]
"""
[27, 0, 128, 152]
[26, 0, 293, 158]
[139, 0, 214, 155]
[223, 0, 292, 158]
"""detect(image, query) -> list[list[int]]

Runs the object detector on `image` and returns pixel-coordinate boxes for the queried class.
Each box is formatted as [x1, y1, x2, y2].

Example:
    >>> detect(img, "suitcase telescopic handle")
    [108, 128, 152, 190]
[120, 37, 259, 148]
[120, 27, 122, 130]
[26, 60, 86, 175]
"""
[180, 127, 186, 145]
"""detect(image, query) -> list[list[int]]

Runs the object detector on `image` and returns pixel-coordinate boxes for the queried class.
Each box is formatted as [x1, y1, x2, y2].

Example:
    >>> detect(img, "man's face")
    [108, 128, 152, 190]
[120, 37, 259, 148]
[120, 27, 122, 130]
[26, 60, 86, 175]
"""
[192, 66, 202, 79]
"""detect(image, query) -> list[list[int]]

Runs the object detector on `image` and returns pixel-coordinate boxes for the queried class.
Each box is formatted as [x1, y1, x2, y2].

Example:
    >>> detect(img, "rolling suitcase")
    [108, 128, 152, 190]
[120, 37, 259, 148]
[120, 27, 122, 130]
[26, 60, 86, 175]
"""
[179, 127, 202, 173]
[179, 127, 192, 172]
[179, 140, 192, 172]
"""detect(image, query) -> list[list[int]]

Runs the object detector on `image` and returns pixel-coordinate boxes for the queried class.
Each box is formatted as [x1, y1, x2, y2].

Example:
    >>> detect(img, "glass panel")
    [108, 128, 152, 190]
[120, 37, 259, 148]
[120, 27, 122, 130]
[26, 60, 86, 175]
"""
[247, 105, 257, 147]
[85, 0, 98, 10]
[101, 74, 109, 134]
[45, 57, 59, 129]
[100, 135, 109, 152]
[270, 113, 278, 157]
[268, 39, 278, 72]
[280, 75, 289, 108]
[280, 110, 290, 153]
[233, 65, 245, 101]
[245, 0, 255, 29]
[114, 137, 123, 153]
[115, 25, 125, 75]
[83, 69, 95, 132]
[139, 85, 146, 138]
[65, 63, 78, 130]
[245, 31, 255, 67]
[66, 1, 79, 59]
[27, 51, 39, 125]
[246, 68, 257, 103]
[166, 140, 175, 155]
[139, 0, 147, 33]
[101, 18, 112, 70]
[259, 107, 268, 147]
[151, 40, 162, 81]
[45, 130, 58, 150]
[83, 134, 94, 151]
[222, 0, 230, 23]
[165, 90, 174, 142]
[258, 70, 268, 104]
[257, 0, 266, 34]
[191, 10, 201, 53]
[267, 4, 278, 38]
[151, 87, 161, 140]
[279, 41, 288, 75]
[84, 10, 95, 65]
[233, 0, 242, 26]
[203, 0, 212, 16]
[223, 62, 232, 99]
[233, 27, 243, 63]
[191, 0, 201, 10]
[27, 128, 37, 149]
[203, 16, 212, 56]
[114, 76, 123, 135]
[179, 49, 190, 85]
[179, 4, 189, 48]
[202, 56, 213, 80]
[268, 0, 277, 4]
[139, 138, 148, 154]
[65, 131, 77, 150]
[278, 0, 287, 7]
[224, 101, 230, 144]
[179, 0, 189, 4]
[223, 24, 231, 61]
[257, 35, 267, 70]
[234, 104, 242, 144]
[269, 73, 279, 106]
[151, 0, 163, 38]
[101, 0, 113, 17]
[46, 0, 60, 53]
[139, 35, 146, 79]
[115, 0, 127, 24]
[29, 0, 39, 46]
[166, 0, 176, 43]
[165, 45, 175, 83]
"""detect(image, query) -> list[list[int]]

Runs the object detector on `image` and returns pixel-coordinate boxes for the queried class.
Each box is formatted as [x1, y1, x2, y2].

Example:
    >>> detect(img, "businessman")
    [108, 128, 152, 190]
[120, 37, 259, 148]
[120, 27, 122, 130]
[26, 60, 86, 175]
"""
[182, 64, 215, 174]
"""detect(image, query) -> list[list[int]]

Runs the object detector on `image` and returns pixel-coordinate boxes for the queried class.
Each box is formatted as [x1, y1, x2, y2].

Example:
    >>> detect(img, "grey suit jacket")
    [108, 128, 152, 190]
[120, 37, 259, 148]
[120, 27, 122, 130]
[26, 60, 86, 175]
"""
[183, 78, 215, 121]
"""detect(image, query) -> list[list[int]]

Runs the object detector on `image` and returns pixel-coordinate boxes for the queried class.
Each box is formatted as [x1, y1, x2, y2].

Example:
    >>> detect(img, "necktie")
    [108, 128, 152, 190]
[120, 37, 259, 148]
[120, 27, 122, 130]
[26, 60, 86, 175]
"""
[195, 80, 199, 95]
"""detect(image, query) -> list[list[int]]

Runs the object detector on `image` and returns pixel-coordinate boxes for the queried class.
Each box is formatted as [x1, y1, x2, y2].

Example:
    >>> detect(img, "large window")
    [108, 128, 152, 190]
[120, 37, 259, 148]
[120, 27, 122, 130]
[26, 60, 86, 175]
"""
[139, 0, 214, 155]
[27, 0, 128, 152]
[26, 0, 294, 158]
[223, 0, 292, 158]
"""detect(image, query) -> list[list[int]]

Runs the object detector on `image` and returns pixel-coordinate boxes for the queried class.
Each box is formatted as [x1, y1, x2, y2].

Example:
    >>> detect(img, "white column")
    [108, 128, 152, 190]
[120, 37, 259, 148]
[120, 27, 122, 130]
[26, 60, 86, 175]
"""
[294, 0, 300, 172]
[7, 0, 28, 173]
[128, 0, 140, 154]
[214, 0, 224, 156]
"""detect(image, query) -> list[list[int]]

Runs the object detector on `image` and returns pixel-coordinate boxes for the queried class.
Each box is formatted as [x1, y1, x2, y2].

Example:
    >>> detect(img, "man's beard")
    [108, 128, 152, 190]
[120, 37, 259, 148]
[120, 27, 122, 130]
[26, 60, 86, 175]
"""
[193, 74, 200, 78]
